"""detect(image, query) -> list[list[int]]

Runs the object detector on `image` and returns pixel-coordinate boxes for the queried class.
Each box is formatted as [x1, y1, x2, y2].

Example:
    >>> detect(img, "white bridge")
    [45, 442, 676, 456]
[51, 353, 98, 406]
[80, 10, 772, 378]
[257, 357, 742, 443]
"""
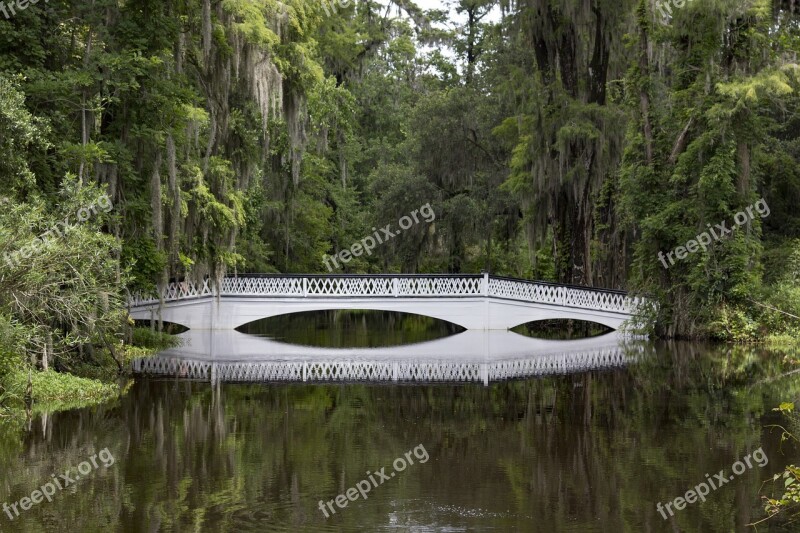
[129, 274, 642, 331]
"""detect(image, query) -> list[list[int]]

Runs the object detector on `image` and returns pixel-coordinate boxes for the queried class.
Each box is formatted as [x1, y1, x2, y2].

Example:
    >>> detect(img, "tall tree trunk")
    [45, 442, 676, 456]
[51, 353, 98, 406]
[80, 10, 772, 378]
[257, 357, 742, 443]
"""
[638, 1, 654, 164]
[151, 151, 165, 333]
[466, 7, 476, 85]
[167, 134, 180, 271]
[737, 140, 750, 195]
[79, 25, 94, 185]
[151, 151, 164, 251]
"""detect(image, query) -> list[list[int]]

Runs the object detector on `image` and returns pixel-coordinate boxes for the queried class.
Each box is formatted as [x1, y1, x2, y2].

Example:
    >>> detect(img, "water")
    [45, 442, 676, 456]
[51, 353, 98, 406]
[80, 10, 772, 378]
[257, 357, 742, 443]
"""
[237, 310, 465, 347]
[1, 312, 799, 532]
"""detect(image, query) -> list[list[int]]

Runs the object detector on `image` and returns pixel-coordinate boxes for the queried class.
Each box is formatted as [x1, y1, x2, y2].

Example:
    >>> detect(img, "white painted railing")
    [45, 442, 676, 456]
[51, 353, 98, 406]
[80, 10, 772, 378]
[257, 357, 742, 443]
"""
[131, 346, 634, 385]
[487, 276, 639, 313]
[129, 278, 213, 307]
[129, 274, 640, 315]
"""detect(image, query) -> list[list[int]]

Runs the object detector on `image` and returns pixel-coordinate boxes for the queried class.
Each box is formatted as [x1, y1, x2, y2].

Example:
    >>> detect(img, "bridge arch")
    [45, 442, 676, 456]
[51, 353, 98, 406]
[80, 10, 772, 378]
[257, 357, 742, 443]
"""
[219, 298, 488, 331]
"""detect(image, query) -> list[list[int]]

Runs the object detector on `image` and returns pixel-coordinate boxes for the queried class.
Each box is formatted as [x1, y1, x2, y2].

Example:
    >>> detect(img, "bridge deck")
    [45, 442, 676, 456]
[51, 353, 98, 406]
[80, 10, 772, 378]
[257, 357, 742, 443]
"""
[128, 274, 645, 331]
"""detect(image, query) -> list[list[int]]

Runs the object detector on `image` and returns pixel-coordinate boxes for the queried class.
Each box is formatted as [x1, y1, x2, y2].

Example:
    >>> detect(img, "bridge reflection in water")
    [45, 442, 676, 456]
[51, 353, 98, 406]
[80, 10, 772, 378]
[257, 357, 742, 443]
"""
[132, 330, 644, 386]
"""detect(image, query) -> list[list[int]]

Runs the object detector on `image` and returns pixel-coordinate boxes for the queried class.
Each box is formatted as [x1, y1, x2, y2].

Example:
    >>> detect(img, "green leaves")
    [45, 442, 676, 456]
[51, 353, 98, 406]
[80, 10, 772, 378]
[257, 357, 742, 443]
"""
[765, 464, 800, 517]
[0, 75, 49, 193]
[221, 0, 280, 47]
[0, 178, 126, 373]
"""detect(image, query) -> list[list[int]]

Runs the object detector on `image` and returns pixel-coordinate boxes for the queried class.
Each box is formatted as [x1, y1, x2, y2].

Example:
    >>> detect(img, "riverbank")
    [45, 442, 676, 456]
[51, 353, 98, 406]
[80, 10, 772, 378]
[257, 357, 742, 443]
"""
[0, 328, 179, 419]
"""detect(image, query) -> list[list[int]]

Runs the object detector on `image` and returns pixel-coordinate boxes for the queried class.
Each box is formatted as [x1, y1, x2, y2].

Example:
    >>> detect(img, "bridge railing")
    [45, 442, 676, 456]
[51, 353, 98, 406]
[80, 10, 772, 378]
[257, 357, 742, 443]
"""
[487, 276, 637, 313]
[131, 345, 636, 384]
[220, 275, 485, 296]
[130, 274, 641, 315]
[129, 278, 214, 307]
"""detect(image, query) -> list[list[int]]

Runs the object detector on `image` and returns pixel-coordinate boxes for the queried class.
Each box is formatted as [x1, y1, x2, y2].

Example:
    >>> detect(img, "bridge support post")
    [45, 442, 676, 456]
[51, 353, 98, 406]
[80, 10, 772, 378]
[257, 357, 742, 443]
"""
[482, 271, 491, 330]
[210, 282, 219, 330]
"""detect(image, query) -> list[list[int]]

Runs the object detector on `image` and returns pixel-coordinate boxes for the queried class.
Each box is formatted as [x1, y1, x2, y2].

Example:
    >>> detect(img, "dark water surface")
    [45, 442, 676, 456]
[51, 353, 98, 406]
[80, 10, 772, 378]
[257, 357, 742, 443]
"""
[237, 309, 465, 347]
[1, 314, 799, 532]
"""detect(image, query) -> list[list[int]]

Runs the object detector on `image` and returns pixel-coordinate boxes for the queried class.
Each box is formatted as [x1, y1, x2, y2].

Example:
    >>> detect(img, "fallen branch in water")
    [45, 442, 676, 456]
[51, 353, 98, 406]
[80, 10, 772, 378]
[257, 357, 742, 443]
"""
[747, 298, 800, 321]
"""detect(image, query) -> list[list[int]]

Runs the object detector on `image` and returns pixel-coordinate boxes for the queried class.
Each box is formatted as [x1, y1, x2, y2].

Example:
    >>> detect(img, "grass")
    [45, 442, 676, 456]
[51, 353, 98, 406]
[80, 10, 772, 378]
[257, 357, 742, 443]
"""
[764, 333, 800, 347]
[1, 369, 122, 417]
[0, 327, 180, 417]
[8, 369, 118, 402]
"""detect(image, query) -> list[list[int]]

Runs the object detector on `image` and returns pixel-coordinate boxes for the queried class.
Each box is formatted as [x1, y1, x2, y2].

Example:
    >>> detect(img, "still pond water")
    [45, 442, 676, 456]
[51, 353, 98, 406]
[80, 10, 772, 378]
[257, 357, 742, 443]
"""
[1, 311, 799, 532]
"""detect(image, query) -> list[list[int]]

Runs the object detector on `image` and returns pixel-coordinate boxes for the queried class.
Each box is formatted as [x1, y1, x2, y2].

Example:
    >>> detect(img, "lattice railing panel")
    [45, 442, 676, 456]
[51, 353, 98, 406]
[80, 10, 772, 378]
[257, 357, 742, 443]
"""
[488, 349, 631, 381]
[132, 357, 211, 379]
[129, 293, 157, 307]
[488, 278, 562, 305]
[397, 362, 482, 382]
[219, 362, 304, 381]
[346, 362, 394, 380]
[398, 277, 482, 296]
[130, 280, 212, 307]
[306, 277, 393, 296]
[220, 277, 303, 296]
[561, 289, 629, 313]
[305, 362, 338, 380]
[488, 278, 634, 314]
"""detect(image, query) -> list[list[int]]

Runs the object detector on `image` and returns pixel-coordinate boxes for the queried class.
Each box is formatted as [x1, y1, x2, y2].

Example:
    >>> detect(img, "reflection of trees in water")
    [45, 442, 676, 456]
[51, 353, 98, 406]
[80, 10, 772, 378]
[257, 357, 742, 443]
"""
[238, 310, 464, 348]
[0, 343, 798, 530]
[511, 318, 613, 340]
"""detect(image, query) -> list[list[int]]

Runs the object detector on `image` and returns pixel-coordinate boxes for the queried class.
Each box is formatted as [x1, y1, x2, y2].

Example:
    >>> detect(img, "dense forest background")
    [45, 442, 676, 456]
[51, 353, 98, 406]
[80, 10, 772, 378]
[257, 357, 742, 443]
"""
[1, 0, 800, 353]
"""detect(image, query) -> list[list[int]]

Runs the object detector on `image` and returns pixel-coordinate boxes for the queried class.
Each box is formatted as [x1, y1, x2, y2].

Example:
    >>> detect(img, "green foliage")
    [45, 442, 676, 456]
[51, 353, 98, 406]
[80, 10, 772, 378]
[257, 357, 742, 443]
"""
[0, 315, 26, 380]
[131, 327, 181, 351]
[0, 179, 125, 342]
[761, 401, 800, 525]
[222, 0, 281, 47]
[121, 238, 168, 294]
[707, 304, 761, 343]
[0, 74, 49, 193]
[764, 465, 800, 518]
[5, 369, 119, 410]
[0, 176, 130, 395]
[619, 0, 800, 337]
